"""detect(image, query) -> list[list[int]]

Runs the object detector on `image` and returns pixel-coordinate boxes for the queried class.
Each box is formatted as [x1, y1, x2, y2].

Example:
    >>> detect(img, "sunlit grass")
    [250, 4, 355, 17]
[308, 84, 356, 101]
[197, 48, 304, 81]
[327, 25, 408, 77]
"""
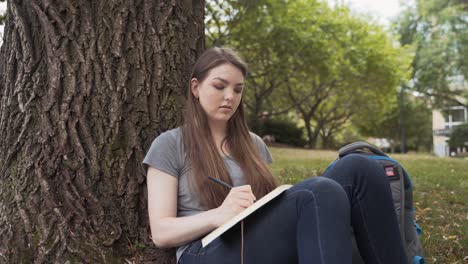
[269, 146, 468, 263]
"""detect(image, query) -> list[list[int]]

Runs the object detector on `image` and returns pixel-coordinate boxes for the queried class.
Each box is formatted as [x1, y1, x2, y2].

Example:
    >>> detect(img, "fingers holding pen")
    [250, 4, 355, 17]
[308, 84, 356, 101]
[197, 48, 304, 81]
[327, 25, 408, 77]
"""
[230, 185, 256, 204]
[207, 177, 256, 203]
[226, 185, 256, 208]
[215, 185, 256, 226]
[235, 185, 256, 200]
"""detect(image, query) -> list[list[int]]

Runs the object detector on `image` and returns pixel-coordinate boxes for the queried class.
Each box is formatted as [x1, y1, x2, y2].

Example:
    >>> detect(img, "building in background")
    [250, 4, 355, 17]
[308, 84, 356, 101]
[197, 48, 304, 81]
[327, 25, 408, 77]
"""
[432, 77, 468, 157]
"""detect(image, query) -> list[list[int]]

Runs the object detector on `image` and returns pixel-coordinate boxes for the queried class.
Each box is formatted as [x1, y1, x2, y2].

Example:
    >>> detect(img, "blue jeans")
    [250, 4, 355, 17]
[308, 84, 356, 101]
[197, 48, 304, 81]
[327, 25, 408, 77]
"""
[179, 154, 408, 264]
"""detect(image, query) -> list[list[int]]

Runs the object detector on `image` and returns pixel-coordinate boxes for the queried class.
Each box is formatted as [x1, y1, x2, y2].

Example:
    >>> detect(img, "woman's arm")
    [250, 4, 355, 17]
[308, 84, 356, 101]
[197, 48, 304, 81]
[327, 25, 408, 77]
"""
[147, 167, 255, 248]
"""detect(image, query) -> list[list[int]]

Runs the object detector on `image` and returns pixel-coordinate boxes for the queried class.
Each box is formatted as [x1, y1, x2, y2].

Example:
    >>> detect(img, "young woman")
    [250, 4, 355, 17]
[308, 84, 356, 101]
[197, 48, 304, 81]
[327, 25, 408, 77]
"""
[144, 47, 408, 264]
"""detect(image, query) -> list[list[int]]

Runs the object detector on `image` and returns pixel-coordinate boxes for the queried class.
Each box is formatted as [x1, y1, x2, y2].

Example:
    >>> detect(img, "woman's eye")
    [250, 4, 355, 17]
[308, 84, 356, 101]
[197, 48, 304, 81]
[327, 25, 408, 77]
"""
[214, 86, 224, 90]
[235, 88, 243, 94]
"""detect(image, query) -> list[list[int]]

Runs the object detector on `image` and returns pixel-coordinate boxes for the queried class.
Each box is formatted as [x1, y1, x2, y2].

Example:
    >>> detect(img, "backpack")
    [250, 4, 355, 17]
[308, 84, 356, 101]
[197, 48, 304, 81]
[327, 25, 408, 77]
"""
[328, 141, 425, 264]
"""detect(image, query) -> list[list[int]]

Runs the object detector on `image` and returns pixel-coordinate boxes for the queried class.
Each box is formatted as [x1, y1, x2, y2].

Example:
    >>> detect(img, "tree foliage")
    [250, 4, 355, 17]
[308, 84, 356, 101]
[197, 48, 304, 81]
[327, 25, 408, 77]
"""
[0, 0, 6, 33]
[448, 123, 468, 149]
[206, 0, 411, 148]
[394, 0, 468, 107]
[206, 0, 294, 118]
[0, 0, 5, 22]
[0, 14, 5, 26]
[355, 95, 433, 152]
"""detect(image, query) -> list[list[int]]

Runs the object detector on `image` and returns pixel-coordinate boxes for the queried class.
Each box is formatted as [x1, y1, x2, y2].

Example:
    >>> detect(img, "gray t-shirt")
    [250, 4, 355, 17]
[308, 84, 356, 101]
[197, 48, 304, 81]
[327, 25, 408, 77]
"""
[143, 127, 273, 261]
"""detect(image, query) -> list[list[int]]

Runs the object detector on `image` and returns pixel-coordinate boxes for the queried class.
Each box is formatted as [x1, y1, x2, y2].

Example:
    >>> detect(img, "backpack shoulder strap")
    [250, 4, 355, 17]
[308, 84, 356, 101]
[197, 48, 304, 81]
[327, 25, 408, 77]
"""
[339, 141, 388, 158]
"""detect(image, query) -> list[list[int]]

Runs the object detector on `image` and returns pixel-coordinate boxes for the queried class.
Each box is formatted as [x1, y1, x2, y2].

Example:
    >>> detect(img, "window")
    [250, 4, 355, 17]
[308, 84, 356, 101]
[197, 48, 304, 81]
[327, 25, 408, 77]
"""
[451, 108, 466, 122]
[443, 106, 468, 128]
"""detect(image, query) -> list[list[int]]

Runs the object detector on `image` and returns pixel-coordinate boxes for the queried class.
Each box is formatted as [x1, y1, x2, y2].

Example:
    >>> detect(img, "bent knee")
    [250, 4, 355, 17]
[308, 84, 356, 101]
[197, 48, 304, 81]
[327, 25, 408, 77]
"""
[301, 176, 343, 190]
[290, 177, 347, 201]
[338, 154, 384, 173]
[338, 153, 376, 168]
[337, 154, 388, 183]
[288, 178, 349, 215]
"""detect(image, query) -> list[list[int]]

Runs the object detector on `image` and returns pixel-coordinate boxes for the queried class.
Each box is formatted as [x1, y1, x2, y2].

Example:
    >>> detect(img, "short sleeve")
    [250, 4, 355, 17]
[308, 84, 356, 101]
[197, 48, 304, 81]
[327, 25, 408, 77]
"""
[143, 130, 182, 178]
[250, 132, 273, 164]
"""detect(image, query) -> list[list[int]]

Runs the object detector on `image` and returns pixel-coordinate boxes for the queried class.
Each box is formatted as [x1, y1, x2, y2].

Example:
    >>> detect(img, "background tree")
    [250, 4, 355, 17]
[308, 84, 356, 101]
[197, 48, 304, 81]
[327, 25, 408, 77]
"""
[355, 95, 433, 152]
[206, 0, 411, 148]
[206, 0, 295, 120]
[278, 2, 408, 148]
[0, 0, 6, 45]
[394, 0, 468, 107]
[390, 0, 467, 152]
[0, 0, 5, 25]
[0, 1, 204, 263]
[448, 123, 468, 150]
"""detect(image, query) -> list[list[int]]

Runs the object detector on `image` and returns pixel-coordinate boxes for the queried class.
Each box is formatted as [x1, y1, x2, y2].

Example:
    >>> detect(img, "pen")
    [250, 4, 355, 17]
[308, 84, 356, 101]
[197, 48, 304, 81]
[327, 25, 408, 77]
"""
[208, 176, 233, 189]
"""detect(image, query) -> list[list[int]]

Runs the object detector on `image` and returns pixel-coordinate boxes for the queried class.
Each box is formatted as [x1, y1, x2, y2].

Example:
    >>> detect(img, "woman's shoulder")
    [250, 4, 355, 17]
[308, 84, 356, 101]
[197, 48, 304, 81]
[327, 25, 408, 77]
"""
[248, 131, 269, 150]
[154, 127, 182, 142]
[143, 127, 184, 174]
[148, 127, 184, 152]
[248, 131, 273, 163]
[160, 127, 182, 137]
[248, 131, 264, 144]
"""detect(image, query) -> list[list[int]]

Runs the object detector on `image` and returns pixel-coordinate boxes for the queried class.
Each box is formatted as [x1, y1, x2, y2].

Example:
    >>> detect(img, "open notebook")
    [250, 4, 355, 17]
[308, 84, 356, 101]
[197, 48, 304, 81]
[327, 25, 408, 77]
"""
[201, 184, 292, 247]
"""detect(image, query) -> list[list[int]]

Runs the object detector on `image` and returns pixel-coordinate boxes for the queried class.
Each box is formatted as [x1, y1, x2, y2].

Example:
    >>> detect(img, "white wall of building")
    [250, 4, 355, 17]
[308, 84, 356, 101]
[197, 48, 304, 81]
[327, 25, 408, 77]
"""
[432, 110, 450, 157]
[433, 105, 468, 157]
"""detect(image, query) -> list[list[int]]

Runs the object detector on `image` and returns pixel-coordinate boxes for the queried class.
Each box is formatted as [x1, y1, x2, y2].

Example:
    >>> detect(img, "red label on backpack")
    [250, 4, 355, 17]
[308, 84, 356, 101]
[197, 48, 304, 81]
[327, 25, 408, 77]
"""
[385, 166, 395, 177]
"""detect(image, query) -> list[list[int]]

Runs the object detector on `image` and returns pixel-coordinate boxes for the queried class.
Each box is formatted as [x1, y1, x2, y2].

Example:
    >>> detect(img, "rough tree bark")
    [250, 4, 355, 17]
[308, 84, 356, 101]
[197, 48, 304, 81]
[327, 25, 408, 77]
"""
[0, 0, 204, 263]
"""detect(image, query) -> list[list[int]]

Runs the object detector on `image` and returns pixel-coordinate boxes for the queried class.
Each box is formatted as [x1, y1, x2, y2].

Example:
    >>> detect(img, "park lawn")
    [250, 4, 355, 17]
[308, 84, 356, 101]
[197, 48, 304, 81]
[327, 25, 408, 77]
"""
[269, 147, 468, 263]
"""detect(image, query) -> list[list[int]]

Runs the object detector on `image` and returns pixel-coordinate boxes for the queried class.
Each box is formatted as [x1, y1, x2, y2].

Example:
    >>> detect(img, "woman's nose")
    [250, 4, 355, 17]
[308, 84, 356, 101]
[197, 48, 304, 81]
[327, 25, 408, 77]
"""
[224, 89, 234, 101]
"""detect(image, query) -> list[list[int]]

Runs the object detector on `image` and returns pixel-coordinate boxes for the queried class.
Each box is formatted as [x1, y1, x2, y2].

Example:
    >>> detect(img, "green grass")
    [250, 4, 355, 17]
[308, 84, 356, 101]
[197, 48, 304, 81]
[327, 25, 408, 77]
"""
[269, 147, 468, 263]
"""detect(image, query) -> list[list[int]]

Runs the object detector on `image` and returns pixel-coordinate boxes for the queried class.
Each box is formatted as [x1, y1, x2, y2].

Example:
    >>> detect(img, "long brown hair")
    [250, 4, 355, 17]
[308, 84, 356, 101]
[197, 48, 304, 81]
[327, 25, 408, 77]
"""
[182, 47, 278, 209]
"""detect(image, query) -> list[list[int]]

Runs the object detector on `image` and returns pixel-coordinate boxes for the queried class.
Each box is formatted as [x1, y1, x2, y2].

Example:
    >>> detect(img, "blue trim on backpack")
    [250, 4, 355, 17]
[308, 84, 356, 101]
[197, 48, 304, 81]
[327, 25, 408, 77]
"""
[415, 222, 422, 236]
[324, 159, 338, 174]
[413, 256, 425, 264]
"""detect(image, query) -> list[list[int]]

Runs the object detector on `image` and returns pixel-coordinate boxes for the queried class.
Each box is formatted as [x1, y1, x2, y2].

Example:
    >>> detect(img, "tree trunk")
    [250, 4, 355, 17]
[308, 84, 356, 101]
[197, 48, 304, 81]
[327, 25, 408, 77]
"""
[309, 127, 321, 149]
[398, 87, 407, 153]
[302, 115, 319, 149]
[321, 132, 333, 149]
[0, 1, 204, 263]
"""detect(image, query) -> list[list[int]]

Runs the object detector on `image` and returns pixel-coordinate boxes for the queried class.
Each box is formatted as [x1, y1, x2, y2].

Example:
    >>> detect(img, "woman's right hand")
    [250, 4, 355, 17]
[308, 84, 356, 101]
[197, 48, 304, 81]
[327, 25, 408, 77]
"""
[214, 185, 257, 227]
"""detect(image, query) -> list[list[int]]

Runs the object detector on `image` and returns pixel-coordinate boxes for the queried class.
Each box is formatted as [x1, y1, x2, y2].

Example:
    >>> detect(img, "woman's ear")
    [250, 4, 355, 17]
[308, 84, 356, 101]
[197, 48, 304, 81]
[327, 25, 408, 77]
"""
[191, 78, 199, 99]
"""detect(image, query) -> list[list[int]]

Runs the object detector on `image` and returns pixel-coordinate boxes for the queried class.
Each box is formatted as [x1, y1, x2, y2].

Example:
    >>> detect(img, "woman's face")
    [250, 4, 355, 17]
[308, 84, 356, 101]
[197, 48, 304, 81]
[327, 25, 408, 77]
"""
[191, 63, 244, 126]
